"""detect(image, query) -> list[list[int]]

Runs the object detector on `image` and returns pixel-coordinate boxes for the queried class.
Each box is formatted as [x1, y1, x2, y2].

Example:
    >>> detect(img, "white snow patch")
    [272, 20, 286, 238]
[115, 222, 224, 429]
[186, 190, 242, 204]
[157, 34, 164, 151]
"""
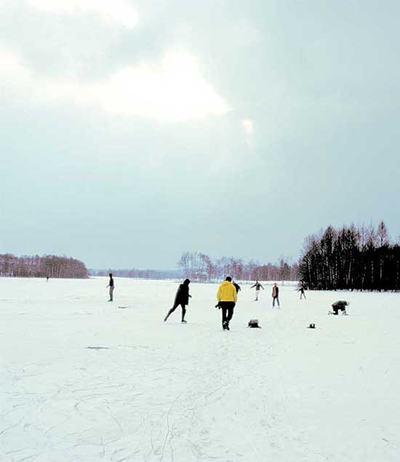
[1, 277, 399, 461]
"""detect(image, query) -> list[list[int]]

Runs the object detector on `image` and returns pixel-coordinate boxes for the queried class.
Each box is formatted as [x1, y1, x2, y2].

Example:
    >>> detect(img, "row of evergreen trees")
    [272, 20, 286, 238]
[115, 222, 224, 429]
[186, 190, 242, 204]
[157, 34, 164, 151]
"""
[298, 221, 400, 291]
[0, 254, 88, 279]
[177, 251, 298, 282]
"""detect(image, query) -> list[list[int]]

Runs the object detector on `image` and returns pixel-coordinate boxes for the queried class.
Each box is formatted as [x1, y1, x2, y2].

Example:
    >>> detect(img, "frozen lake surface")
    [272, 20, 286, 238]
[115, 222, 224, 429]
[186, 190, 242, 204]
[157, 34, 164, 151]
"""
[1, 277, 399, 461]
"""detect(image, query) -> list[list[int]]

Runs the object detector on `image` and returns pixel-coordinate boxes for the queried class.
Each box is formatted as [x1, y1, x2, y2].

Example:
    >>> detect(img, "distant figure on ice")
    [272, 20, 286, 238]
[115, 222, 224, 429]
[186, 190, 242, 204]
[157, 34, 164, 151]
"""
[329, 300, 349, 315]
[164, 279, 191, 323]
[232, 280, 241, 294]
[106, 273, 114, 302]
[250, 281, 264, 301]
[272, 282, 280, 307]
[298, 282, 306, 300]
[216, 276, 237, 331]
[46, 276, 49, 282]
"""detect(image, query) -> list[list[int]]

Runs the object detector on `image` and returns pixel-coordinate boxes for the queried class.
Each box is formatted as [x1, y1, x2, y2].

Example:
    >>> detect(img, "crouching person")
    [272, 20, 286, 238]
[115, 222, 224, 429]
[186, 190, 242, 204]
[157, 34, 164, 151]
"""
[330, 300, 349, 315]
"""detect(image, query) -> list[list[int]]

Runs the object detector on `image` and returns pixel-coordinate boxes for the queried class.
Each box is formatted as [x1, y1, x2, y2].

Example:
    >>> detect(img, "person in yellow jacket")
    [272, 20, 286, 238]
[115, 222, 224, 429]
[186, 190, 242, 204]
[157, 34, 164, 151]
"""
[216, 276, 237, 331]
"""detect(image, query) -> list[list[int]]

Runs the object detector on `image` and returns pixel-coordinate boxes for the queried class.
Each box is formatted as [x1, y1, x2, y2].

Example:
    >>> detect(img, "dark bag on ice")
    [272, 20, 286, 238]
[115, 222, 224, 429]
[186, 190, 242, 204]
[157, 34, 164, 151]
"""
[248, 319, 261, 328]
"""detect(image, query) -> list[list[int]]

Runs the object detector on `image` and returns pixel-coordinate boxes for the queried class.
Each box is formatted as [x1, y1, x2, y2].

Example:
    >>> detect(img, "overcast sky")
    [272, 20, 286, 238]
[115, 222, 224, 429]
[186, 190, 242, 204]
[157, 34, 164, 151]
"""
[1, 0, 399, 270]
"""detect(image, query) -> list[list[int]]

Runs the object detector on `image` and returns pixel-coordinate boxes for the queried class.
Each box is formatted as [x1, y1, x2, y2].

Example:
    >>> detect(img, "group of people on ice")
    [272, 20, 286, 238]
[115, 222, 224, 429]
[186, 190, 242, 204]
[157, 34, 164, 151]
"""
[163, 277, 282, 330]
[250, 280, 280, 306]
[107, 274, 349, 330]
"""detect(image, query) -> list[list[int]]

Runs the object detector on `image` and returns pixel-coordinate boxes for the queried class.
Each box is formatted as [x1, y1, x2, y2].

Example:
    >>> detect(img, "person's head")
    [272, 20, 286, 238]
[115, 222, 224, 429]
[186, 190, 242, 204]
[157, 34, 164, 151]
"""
[225, 276, 232, 282]
[183, 278, 190, 285]
[109, 273, 113, 277]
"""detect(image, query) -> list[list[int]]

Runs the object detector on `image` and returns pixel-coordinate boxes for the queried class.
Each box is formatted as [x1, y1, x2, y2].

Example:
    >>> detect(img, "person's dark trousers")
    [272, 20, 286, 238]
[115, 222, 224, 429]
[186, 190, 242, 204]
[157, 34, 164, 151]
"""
[219, 301, 235, 329]
[164, 303, 186, 322]
[109, 286, 114, 301]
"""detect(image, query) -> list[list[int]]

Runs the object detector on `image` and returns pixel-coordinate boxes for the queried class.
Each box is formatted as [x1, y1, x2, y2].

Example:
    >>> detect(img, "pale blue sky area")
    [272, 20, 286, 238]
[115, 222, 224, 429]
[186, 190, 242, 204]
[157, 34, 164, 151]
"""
[1, 0, 399, 269]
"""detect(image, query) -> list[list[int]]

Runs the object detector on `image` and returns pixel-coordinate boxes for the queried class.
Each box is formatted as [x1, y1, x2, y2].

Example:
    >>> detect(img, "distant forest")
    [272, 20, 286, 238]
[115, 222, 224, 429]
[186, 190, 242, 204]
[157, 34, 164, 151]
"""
[176, 252, 298, 282]
[4, 220, 399, 290]
[299, 221, 400, 291]
[0, 254, 88, 279]
[91, 253, 299, 282]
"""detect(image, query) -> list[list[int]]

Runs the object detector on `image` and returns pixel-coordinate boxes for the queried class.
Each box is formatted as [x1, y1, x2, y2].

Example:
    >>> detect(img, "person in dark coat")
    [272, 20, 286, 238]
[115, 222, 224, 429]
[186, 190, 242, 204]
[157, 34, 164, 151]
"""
[106, 273, 114, 302]
[272, 282, 280, 307]
[164, 279, 191, 323]
[330, 300, 349, 315]
[232, 281, 241, 294]
[298, 282, 306, 300]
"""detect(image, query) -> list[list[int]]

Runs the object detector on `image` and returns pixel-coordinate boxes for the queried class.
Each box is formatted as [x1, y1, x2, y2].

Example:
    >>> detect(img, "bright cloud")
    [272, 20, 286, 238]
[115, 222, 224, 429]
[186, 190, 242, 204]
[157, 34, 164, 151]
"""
[0, 49, 229, 121]
[28, 0, 139, 29]
[0, 49, 23, 73]
[242, 119, 254, 135]
[0, 49, 31, 88]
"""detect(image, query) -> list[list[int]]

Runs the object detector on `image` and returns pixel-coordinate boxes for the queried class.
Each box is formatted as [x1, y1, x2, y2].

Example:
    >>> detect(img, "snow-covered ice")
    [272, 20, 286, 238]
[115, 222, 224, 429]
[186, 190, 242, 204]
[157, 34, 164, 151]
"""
[1, 277, 399, 461]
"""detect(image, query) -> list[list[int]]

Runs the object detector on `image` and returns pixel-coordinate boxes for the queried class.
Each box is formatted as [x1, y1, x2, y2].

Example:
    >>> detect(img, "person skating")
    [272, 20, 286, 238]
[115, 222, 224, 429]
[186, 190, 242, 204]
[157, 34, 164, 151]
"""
[329, 300, 349, 315]
[250, 281, 264, 301]
[272, 282, 280, 308]
[232, 280, 241, 294]
[298, 282, 306, 300]
[106, 273, 114, 302]
[164, 279, 191, 323]
[216, 276, 237, 331]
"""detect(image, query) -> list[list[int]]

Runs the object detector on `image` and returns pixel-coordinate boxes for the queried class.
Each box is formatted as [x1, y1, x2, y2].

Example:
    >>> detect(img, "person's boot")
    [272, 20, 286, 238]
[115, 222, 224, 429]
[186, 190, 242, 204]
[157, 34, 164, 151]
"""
[181, 319, 187, 323]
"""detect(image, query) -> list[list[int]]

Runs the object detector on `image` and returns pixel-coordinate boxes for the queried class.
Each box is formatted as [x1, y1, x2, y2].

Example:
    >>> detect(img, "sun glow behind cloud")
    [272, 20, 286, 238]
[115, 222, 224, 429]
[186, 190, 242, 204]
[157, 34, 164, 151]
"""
[0, 49, 229, 121]
[28, 0, 139, 29]
[242, 118, 255, 148]
[242, 119, 254, 135]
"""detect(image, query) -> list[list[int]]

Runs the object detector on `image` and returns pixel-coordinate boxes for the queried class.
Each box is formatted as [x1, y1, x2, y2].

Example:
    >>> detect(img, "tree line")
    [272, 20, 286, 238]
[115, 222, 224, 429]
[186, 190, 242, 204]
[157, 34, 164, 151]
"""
[0, 254, 88, 279]
[298, 221, 400, 291]
[177, 251, 298, 282]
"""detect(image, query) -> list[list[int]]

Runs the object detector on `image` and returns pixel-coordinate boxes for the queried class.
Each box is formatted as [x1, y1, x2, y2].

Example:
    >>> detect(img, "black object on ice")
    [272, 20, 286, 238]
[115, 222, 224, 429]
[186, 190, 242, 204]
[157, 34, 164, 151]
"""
[86, 346, 110, 350]
[248, 319, 261, 328]
[308, 323, 316, 329]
